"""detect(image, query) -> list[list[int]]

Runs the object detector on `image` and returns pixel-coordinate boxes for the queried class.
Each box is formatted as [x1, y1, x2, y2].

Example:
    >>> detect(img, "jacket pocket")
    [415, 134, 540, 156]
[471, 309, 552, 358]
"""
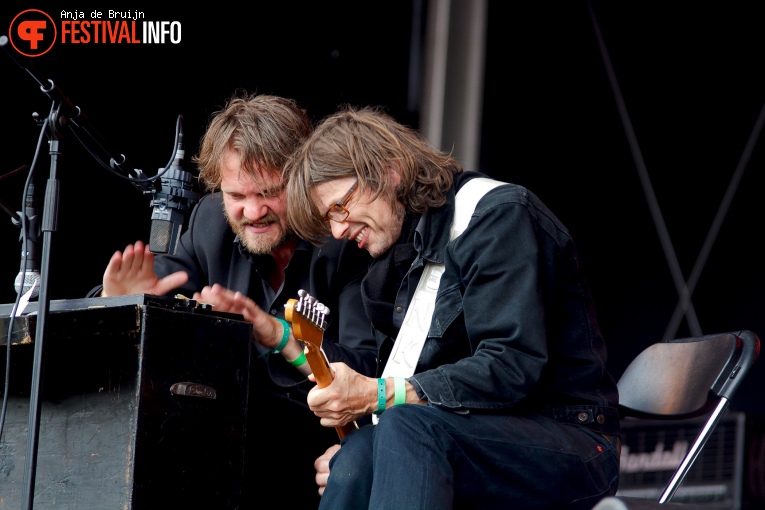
[429, 285, 463, 337]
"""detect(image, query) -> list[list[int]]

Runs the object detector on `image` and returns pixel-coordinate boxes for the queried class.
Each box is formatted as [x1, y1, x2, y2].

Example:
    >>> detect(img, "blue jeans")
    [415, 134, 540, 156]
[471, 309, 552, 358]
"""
[319, 405, 619, 510]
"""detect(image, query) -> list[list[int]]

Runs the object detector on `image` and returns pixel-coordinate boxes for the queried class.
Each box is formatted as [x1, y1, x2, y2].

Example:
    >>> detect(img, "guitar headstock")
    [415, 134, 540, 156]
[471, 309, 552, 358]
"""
[284, 289, 330, 348]
[283, 290, 358, 438]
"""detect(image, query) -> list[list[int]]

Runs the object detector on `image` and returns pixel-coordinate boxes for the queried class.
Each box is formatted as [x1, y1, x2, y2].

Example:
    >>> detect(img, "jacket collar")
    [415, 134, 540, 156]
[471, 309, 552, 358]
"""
[413, 171, 486, 264]
[413, 185, 455, 265]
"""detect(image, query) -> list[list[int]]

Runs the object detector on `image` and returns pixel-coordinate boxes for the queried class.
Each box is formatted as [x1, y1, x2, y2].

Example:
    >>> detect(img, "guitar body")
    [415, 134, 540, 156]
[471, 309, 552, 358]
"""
[285, 291, 358, 439]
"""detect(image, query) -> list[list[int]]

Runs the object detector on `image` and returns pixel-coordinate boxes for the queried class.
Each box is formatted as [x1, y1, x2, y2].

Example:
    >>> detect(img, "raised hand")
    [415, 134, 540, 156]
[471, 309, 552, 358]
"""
[102, 240, 188, 297]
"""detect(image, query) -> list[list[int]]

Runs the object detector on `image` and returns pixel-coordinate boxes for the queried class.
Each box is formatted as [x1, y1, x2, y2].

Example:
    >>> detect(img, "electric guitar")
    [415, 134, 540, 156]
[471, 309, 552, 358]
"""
[284, 289, 359, 439]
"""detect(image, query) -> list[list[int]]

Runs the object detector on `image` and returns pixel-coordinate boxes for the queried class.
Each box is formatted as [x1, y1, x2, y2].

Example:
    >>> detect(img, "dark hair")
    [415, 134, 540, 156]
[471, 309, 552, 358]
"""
[285, 105, 461, 244]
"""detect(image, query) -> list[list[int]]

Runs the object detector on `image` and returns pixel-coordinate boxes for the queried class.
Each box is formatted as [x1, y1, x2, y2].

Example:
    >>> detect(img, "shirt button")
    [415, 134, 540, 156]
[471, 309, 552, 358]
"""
[396, 306, 403, 313]
[596, 414, 606, 425]
[577, 412, 589, 422]
[270, 309, 277, 315]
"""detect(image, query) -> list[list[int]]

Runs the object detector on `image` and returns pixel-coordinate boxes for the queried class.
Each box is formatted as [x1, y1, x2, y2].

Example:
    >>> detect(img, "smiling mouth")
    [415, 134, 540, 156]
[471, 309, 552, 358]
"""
[354, 227, 367, 243]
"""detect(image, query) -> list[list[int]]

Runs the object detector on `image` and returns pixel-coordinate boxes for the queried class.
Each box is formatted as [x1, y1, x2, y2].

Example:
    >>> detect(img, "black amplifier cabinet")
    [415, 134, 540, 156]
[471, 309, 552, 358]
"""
[617, 412, 746, 509]
[0, 294, 252, 509]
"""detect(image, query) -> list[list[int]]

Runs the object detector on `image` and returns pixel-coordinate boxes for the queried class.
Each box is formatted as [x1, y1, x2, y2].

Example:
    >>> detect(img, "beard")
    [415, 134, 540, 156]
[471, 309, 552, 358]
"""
[224, 208, 292, 255]
[367, 198, 407, 258]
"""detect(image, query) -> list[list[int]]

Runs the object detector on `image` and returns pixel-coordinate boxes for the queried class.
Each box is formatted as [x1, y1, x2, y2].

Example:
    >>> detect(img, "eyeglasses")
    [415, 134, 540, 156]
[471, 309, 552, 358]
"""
[323, 181, 358, 223]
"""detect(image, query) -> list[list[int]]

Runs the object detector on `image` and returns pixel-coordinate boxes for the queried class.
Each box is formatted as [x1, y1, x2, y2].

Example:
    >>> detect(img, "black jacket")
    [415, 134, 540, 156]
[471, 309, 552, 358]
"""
[366, 172, 619, 434]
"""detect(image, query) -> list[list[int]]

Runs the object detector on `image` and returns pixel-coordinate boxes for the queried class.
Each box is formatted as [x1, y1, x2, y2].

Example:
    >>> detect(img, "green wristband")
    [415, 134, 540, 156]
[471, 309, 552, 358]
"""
[288, 350, 307, 367]
[394, 377, 406, 406]
[373, 378, 386, 415]
[272, 318, 290, 353]
[260, 318, 290, 358]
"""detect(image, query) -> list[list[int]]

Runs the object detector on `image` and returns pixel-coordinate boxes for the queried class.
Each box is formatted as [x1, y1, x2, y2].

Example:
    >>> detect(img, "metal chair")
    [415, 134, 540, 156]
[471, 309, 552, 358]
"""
[593, 330, 760, 509]
[592, 497, 712, 510]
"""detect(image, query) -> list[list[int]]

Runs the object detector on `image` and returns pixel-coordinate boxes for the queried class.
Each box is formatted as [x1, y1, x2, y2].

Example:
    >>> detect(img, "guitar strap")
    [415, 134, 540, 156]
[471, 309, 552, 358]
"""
[379, 177, 504, 381]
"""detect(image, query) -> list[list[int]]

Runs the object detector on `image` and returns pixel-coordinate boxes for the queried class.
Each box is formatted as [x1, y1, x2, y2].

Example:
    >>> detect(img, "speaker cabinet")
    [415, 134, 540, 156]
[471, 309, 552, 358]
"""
[0, 295, 251, 509]
[617, 412, 746, 509]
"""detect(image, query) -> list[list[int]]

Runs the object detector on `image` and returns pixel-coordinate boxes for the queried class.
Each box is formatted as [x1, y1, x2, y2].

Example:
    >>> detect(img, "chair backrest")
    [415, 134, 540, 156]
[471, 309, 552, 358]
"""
[616, 330, 760, 504]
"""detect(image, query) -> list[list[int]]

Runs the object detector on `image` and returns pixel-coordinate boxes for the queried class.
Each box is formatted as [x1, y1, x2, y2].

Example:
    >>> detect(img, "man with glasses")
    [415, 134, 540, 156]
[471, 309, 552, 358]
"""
[325, 181, 358, 221]
[284, 105, 621, 509]
[91, 93, 377, 508]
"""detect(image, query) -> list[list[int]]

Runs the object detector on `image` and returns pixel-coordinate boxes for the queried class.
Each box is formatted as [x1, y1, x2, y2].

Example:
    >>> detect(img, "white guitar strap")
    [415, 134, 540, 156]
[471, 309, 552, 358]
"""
[379, 177, 504, 381]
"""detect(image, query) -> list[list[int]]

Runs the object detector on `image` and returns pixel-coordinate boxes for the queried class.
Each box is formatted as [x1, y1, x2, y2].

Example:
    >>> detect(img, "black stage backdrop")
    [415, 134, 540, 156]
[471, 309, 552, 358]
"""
[2, 2, 764, 419]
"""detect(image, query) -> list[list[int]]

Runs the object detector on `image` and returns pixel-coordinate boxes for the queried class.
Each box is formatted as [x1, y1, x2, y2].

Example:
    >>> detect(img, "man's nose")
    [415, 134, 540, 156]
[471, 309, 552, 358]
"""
[329, 220, 349, 240]
[243, 196, 269, 220]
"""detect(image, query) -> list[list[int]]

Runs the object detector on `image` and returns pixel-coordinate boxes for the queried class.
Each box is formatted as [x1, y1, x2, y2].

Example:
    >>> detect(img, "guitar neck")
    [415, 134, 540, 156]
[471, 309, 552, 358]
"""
[304, 344, 357, 439]
[285, 296, 357, 439]
[304, 344, 334, 388]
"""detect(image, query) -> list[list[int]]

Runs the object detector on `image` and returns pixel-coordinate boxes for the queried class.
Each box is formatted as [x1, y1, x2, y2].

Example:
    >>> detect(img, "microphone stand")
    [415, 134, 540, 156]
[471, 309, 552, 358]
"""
[1, 36, 195, 508]
[21, 97, 65, 510]
[0, 35, 141, 510]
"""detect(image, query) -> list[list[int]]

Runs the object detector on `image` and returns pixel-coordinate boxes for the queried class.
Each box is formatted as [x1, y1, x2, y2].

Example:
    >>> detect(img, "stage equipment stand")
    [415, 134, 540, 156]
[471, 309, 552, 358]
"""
[0, 35, 177, 509]
[0, 295, 252, 509]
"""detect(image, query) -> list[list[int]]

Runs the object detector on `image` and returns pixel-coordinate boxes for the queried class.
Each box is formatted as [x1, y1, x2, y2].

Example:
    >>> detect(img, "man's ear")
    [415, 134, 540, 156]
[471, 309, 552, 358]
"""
[387, 161, 402, 186]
